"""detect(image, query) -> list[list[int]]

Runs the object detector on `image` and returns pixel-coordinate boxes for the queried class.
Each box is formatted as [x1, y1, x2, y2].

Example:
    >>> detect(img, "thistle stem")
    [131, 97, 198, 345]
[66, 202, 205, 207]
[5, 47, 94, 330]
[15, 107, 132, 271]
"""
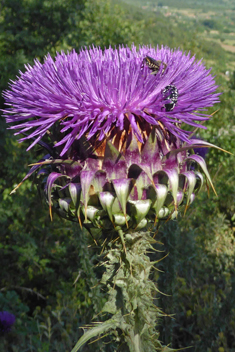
[99, 230, 166, 351]
[72, 230, 175, 352]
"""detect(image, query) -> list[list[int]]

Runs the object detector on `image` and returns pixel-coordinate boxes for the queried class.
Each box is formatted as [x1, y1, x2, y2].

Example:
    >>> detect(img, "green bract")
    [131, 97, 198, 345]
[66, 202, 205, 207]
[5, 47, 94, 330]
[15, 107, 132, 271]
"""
[27, 128, 214, 233]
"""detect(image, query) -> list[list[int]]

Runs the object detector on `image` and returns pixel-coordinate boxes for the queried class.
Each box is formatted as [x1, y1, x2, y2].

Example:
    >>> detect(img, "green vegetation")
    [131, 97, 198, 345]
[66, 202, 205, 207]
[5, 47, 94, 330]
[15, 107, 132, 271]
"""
[1, 0, 235, 351]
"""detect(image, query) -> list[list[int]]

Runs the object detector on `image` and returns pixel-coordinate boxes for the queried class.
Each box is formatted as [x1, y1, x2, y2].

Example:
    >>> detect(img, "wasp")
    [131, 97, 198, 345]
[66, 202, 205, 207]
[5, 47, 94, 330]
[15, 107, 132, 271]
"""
[162, 84, 178, 112]
[143, 56, 167, 75]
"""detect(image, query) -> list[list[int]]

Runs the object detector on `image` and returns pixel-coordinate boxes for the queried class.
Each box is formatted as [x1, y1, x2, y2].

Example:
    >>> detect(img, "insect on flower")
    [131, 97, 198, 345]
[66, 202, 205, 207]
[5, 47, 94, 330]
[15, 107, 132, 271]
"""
[143, 55, 167, 75]
[162, 84, 179, 111]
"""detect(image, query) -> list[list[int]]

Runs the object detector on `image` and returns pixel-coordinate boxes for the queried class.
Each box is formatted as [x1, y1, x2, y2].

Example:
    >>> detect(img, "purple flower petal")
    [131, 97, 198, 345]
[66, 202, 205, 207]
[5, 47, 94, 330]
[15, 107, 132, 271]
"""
[3, 45, 219, 156]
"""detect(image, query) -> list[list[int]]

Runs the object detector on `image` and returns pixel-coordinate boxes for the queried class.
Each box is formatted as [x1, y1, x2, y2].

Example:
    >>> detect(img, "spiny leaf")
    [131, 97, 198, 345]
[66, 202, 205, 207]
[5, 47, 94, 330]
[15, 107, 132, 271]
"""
[71, 317, 119, 352]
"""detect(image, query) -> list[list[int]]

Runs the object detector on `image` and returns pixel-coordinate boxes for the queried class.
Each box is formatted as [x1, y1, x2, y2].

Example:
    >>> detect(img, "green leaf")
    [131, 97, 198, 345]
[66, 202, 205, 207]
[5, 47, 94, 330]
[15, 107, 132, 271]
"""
[71, 317, 119, 352]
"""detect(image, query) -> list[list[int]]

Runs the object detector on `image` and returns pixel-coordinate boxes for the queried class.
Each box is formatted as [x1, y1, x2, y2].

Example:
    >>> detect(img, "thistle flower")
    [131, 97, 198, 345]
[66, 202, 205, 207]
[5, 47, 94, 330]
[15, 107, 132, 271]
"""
[3, 46, 219, 154]
[0, 311, 15, 334]
[3, 46, 221, 352]
[3, 45, 219, 231]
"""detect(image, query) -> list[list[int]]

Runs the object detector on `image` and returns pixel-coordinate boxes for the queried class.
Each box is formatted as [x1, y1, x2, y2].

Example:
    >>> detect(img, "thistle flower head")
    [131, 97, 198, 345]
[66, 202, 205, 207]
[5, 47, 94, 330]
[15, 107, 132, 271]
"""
[3, 45, 219, 156]
[3, 45, 220, 231]
[0, 311, 15, 334]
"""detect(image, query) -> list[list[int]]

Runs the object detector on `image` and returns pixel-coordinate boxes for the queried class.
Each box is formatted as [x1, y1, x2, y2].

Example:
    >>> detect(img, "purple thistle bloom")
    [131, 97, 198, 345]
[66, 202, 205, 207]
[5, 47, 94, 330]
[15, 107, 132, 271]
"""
[3, 45, 219, 156]
[0, 311, 15, 334]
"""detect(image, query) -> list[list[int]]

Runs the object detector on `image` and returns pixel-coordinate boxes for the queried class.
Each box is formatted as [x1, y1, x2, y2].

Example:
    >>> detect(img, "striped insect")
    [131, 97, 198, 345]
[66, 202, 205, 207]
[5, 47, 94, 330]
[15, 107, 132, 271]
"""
[143, 56, 167, 75]
[162, 84, 178, 111]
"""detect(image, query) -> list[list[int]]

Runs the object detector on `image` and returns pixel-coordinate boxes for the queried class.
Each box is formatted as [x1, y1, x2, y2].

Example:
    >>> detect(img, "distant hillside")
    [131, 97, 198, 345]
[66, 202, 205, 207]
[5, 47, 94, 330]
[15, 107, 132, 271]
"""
[114, 0, 235, 74]
[119, 0, 235, 10]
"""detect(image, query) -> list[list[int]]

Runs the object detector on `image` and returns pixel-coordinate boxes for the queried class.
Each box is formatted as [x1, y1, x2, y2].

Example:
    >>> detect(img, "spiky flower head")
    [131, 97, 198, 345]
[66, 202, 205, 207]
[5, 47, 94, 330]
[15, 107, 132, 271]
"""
[0, 311, 15, 334]
[3, 45, 219, 232]
[3, 46, 219, 154]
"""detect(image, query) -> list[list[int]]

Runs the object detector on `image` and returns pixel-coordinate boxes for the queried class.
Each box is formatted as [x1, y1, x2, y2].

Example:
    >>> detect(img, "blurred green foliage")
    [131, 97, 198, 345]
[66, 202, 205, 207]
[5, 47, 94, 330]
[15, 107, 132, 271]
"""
[1, 0, 235, 351]
[72, 0, 144, 49]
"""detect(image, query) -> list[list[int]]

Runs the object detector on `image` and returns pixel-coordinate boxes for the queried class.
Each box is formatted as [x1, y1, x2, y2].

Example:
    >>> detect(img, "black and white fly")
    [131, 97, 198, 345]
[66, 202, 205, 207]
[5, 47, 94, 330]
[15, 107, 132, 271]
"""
[162, 85, 178, 111]
[143, 56, 167, 75]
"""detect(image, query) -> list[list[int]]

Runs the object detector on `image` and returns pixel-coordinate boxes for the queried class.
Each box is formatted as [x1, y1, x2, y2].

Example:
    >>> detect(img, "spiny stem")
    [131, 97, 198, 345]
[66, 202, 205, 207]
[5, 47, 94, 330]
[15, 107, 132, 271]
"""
[100, 231, 168, 351]
[72, 230, 176, 352]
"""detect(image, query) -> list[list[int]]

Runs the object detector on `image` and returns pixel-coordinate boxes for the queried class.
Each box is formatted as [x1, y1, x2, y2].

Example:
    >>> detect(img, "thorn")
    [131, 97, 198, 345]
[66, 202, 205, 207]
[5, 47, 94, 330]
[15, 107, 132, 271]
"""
[101, 237, 108, 248]
[211, 183, 217, 197]
[154, 215, 158, 226]
[77, 209, 82, 229]
[188, 109, 220, 140]
[152, 252, 169, 264]
[28, 162, 45, 166]
[184, 204, 189, 216]
[78, 216, 82, 229]
[153, 226, 159, 239]
[49, 205, 53, 221]
[125, 214, 129, 229]
[166, 209, 176, 223]
[89, 233, 98, 246]
[10, 182, 23, 194]
[210, 108, 220, 117]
